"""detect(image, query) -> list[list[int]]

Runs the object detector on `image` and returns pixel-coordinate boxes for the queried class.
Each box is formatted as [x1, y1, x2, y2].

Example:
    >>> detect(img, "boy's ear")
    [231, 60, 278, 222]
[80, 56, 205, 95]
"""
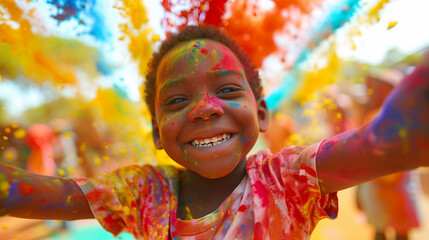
[257, 98, 269, 132]
[151, 119, 163, 149]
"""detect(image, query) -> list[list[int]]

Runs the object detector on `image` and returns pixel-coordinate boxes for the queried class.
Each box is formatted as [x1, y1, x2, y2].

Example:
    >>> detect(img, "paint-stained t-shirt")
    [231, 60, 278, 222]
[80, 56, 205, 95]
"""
[73, 143, 338, 240]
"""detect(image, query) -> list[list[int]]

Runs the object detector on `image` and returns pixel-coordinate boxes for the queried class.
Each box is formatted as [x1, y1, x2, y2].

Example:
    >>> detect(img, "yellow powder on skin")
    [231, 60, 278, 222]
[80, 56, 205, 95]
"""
[0, 174, 11, 199]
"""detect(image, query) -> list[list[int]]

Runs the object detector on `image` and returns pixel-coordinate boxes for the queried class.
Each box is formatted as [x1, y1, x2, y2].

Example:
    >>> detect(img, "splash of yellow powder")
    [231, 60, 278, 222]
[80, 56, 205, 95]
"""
[387, 21, 397, 30]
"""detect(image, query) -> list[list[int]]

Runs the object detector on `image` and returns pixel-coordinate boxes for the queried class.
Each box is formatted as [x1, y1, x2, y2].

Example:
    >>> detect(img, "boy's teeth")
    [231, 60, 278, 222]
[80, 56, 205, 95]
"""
[191, 133, 231, 147]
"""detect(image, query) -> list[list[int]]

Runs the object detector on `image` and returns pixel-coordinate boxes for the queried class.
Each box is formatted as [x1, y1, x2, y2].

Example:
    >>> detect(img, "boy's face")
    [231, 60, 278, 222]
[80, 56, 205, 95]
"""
[153, 39, 268, 179]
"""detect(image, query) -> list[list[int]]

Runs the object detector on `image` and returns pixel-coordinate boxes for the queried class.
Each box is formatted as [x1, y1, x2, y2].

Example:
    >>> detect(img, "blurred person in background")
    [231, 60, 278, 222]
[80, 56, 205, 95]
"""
[25, 124, 56, 176]
[25, 123, 71, 232]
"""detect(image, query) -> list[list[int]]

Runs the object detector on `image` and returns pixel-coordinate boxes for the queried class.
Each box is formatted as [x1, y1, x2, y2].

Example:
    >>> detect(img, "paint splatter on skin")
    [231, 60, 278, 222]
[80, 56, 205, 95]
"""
[189, 93, 223, 120]
[316, 57, 429, 193]
[227, 102, 241, 107]
[0, 163, 92, 219]
[0, 174, 11, 199]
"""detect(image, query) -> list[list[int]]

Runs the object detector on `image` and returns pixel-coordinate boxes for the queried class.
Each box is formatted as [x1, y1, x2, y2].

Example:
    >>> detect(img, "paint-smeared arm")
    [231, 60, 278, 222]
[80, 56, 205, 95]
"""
[0, 163, 93, 220]
[316, 53, 429, 194]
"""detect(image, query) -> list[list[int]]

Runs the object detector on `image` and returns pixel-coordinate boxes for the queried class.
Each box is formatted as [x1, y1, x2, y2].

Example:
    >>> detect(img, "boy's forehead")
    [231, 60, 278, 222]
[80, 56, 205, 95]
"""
[156, 39, 243, 76]
[166, 39, 229, 59]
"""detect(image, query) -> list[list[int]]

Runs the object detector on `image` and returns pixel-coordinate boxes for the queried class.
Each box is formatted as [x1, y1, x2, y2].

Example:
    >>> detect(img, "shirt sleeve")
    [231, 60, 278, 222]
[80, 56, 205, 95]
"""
[246, 143, 338, 238]
[276, 143, 338, 221]
[73, 164, 177, 240]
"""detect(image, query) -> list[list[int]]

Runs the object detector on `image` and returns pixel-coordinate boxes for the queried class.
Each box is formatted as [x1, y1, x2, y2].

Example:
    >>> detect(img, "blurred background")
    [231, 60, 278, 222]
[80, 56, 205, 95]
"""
[0, 0, 428, 239]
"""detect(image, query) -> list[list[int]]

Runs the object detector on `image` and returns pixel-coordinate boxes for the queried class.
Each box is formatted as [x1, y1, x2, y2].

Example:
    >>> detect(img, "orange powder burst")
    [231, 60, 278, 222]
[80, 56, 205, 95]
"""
[223, 0, 322, 67]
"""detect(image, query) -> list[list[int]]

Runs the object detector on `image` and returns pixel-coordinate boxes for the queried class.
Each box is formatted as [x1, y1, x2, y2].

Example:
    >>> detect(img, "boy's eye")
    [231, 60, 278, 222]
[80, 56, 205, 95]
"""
[219, 88, 234, 94]
[217, 85, 243, 98]
[165, 96, 187, 106]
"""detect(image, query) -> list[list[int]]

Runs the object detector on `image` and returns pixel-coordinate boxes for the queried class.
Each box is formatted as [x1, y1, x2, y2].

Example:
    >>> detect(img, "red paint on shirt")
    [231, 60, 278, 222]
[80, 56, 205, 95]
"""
[238, 204, 248, 212]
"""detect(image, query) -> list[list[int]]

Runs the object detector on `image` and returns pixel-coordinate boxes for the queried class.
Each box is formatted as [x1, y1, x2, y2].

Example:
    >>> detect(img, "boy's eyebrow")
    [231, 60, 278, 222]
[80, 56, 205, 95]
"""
[208, 69, 244, 78]
[159, 78, 184, 93]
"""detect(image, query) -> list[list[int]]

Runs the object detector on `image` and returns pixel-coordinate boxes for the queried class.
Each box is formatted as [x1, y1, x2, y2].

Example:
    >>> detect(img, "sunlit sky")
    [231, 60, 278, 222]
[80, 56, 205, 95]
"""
[1, 0, 428, 116]
[340, 0, 429, 63]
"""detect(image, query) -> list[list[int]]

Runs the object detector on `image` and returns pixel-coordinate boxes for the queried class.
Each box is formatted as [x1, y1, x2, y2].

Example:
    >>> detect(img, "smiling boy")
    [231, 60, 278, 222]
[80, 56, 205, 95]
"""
[1, 25, 429, 240]
[152, 39, 265, 179]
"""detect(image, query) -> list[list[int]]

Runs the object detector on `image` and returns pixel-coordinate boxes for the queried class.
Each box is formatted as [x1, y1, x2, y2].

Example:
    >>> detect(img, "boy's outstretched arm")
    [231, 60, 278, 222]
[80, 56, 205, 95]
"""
[0, 163, 93, 220]
[317, 53, 429, 194]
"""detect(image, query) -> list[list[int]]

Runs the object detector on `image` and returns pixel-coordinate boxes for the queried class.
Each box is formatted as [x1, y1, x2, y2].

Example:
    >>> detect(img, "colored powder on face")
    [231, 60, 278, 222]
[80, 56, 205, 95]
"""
[189, 93, 223, 119]
[217, 45, 237, 69]
[161, 40, 197, 74]
[186, 40, 209, 72]
[228, 102, 241, 107]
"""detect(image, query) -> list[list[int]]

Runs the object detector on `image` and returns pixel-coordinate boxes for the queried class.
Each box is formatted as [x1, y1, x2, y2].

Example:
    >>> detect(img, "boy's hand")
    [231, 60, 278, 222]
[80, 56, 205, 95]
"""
[317, 53, 429, 194]
[0, 163, 93, 220]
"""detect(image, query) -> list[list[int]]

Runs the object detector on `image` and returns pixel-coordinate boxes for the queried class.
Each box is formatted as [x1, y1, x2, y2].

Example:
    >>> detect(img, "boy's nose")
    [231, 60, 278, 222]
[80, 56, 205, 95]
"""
[189, 94, 224, 121]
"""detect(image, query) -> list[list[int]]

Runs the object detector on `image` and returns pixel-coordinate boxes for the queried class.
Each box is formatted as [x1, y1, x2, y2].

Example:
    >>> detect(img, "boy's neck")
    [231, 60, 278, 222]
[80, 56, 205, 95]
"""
[187, 159, 247, 190]
[178, 159, 247, 220]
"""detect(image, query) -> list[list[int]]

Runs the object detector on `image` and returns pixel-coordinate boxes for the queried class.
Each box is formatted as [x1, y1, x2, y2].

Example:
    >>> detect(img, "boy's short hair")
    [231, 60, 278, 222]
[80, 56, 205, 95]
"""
[144, 25, 263, 118]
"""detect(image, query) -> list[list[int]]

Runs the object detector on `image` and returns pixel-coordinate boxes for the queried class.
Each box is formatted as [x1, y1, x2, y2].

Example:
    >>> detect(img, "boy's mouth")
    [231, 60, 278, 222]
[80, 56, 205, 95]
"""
[190, 133, 231, 148]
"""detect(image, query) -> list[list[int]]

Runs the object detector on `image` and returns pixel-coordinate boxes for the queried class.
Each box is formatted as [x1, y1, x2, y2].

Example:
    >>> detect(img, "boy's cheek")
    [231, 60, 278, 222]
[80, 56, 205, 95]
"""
[158, 108, 189, 130]
[158, 116, 176, 130]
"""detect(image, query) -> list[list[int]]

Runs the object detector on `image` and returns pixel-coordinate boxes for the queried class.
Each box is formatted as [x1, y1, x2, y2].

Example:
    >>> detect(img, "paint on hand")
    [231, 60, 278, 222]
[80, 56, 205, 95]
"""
[0, 174, 11, 199]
